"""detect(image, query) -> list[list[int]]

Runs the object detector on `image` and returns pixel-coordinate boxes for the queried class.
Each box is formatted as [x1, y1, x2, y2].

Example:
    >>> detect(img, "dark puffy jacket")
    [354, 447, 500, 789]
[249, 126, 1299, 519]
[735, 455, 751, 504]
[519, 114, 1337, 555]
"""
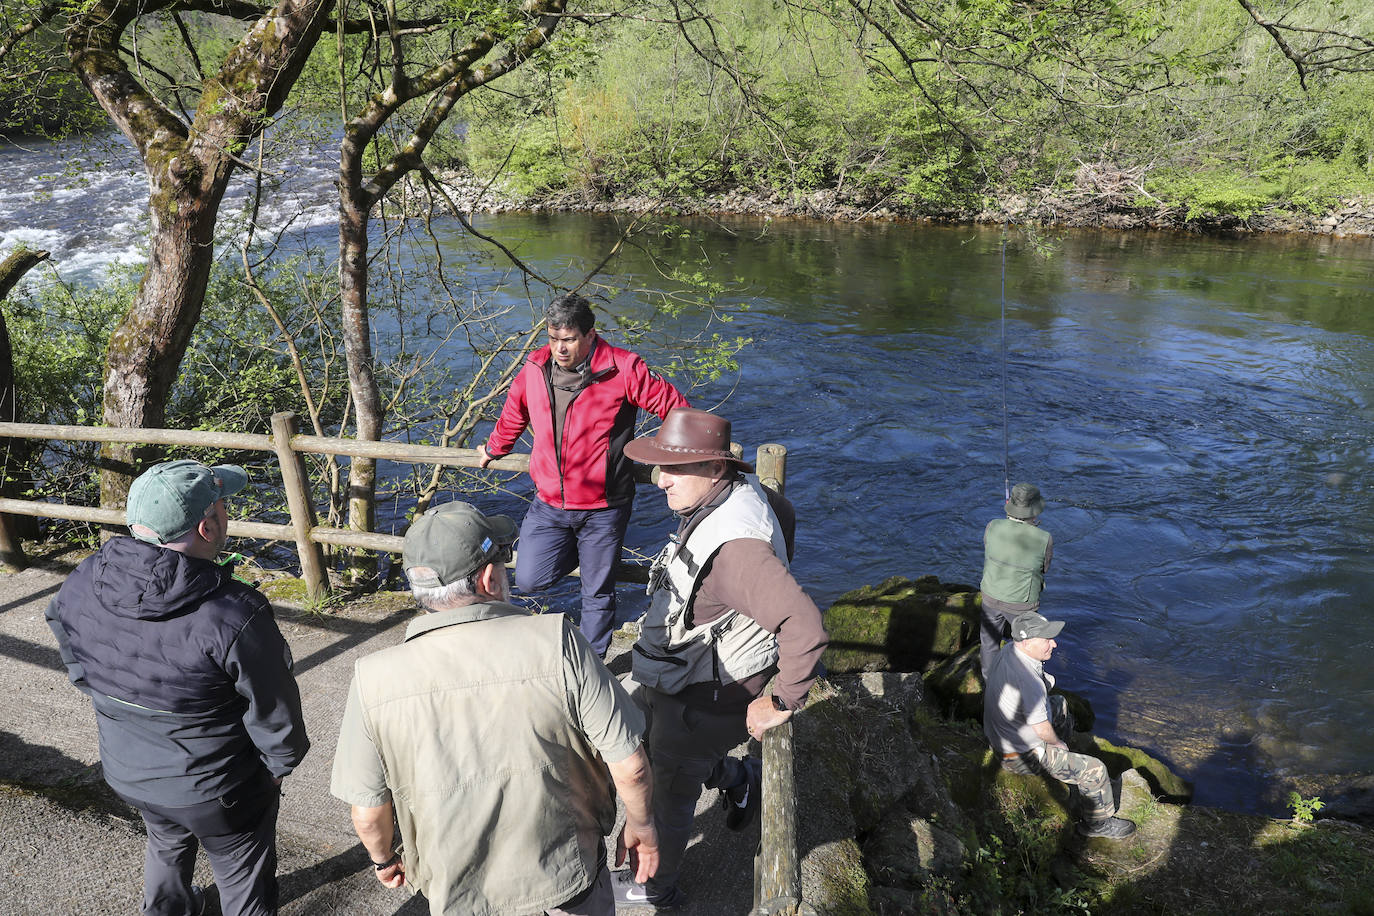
[46, 537, 309, 806]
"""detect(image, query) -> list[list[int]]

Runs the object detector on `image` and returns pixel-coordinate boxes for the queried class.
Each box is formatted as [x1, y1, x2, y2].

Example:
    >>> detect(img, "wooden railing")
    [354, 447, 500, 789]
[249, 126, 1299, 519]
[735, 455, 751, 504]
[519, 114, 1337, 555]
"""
[0, 411, 809, 912]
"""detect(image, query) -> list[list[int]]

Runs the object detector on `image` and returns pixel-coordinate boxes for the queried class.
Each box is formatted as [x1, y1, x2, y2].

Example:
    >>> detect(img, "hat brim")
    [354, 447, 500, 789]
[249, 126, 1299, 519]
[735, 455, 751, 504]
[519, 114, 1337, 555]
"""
[623, 437, 754, 473]
[485, 513, 518, 545]
[1005, 498, 1044, 519]
[212, 465, 249, 499]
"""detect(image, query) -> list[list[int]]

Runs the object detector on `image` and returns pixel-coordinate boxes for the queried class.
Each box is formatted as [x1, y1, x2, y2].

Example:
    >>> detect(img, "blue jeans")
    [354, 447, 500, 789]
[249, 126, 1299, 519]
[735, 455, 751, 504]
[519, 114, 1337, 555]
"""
[517, 498, 632, 656]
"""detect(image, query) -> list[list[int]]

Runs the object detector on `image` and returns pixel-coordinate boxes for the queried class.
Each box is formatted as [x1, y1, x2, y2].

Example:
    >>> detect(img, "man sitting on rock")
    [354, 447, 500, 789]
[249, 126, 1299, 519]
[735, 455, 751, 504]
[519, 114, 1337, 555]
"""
[983, 612, 1136, 840]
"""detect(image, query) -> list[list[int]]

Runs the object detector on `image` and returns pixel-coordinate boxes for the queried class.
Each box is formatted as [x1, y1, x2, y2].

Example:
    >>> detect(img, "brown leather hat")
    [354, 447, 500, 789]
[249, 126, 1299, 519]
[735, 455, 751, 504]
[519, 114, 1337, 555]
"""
[623, 407, 754, 471]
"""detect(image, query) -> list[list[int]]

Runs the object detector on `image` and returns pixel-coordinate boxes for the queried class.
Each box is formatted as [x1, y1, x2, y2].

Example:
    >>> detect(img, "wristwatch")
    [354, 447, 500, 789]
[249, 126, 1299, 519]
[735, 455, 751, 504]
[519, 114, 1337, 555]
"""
[770, 694, 788, 712]
[373, 852, 401, 871]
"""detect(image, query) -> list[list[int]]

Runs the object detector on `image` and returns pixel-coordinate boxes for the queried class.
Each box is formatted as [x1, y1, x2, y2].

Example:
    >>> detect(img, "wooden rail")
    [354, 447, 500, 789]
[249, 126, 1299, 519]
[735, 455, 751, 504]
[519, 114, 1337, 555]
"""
[0, 413, 806, 912]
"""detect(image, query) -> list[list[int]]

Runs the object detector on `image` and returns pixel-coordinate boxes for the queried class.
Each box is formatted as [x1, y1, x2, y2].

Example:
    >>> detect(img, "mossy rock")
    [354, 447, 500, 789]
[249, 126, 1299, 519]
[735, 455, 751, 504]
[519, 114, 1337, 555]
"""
[1085, 735, 1193, 803]
[823, 576, 978, 674]
[801, 835, 874, 916]
[923, 645, 983, 720]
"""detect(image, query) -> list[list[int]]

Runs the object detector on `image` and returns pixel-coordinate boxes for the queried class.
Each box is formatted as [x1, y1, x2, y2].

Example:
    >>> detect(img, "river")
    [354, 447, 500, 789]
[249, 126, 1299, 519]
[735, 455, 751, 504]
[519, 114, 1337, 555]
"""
[4, 135, 1374, 816]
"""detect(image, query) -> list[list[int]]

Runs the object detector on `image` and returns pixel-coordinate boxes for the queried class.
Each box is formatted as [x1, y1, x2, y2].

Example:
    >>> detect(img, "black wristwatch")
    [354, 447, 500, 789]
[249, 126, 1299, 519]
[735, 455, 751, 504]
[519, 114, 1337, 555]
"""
[770, 694, 788, 712]
[373, 852, 401, 871]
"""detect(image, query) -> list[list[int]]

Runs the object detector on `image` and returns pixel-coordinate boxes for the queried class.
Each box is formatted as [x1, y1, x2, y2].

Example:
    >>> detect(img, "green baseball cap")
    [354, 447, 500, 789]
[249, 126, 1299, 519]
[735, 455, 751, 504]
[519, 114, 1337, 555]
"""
[126, 460, 249, 544]
[402, 501, 517, 588]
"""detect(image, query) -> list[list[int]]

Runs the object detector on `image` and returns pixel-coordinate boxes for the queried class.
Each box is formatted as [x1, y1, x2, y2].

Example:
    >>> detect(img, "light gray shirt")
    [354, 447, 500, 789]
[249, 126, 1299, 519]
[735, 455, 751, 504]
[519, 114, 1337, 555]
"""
[983, 642, 1055, 754]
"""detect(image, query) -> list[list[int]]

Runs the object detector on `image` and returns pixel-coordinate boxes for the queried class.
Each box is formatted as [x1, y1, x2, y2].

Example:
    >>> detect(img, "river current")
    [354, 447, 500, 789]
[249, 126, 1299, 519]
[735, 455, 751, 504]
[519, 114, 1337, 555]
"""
[4, 135, 1374, 815]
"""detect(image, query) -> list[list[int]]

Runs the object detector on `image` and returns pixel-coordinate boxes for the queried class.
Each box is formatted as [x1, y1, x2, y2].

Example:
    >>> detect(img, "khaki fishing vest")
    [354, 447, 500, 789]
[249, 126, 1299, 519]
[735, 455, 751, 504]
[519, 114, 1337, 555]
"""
[980, 517, 1051, 605]
[632, 476, 789, 695]
[353, 605, 616, 916]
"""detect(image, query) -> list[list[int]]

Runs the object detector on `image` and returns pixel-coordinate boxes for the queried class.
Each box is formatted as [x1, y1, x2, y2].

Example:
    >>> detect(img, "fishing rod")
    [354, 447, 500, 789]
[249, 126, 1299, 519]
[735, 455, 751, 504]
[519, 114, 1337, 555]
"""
[1000, 236, 1010, 502]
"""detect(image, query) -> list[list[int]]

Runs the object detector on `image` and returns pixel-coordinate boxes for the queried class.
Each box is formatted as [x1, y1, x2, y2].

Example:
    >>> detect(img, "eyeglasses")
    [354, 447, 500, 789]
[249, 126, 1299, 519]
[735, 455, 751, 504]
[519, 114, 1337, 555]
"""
[486, 543, 513, 566]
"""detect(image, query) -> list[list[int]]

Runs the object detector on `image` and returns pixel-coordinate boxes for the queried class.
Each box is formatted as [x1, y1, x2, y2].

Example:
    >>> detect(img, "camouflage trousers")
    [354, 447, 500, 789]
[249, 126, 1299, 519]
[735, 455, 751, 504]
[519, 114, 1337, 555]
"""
[1002, 696, 1115, 823]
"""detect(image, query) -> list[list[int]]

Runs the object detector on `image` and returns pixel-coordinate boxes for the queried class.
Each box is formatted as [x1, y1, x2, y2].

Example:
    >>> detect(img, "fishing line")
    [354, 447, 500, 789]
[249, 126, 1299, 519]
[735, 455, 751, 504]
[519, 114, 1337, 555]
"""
[1000, 237, 1010, 501]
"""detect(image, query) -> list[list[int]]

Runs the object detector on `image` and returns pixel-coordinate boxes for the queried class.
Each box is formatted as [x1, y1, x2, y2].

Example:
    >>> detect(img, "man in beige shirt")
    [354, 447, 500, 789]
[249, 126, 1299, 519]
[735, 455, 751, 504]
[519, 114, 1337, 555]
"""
[330, 502, 658, 915]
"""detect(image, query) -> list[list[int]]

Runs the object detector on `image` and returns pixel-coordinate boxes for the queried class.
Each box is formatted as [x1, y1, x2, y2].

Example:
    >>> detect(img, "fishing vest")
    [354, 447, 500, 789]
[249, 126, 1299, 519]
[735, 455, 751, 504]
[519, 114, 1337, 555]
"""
[633, 476, 789, 695]
[980, 517, 1051, 605]
[352, 606, 616, 916]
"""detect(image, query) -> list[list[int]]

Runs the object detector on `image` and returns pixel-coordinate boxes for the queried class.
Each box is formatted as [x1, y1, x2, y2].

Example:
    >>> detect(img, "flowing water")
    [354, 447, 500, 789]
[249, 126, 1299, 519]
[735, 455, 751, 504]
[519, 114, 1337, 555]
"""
[5, 135, 1374, 815]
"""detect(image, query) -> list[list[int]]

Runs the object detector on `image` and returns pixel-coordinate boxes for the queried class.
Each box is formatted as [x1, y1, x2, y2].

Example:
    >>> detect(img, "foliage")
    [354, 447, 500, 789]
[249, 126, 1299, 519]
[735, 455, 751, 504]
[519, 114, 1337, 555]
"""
[3, 260, 336, 508]
[1288, 791, 1326, 824]
[447, 0, 1374, 216]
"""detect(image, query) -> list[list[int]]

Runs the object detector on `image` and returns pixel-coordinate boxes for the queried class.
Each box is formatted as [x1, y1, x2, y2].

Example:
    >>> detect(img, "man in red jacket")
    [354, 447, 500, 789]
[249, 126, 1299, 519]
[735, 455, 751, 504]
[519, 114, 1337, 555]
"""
[479, 293, 689, 656]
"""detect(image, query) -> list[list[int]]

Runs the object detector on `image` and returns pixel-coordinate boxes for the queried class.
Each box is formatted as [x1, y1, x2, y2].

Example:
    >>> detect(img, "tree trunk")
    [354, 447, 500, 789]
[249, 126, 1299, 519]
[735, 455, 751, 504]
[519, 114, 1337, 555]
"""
[0, 247, 49, 562]
[100, 178, 227, 507]
[338, 176, 383, 582]
[60, 0, 334, 510]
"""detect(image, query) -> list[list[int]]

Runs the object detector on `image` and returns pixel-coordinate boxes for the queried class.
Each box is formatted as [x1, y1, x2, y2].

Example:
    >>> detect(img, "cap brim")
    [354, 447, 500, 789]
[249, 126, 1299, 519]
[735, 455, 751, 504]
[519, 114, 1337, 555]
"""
[486, 513, 518, 544]
[1042, 620, 1065, 638]
[212, 465, 249, 498]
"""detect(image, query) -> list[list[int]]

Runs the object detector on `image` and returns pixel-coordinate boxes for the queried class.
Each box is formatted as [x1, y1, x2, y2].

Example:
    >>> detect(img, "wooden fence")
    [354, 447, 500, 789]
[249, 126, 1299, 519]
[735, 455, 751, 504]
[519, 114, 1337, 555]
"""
[0, 410, 811, 914]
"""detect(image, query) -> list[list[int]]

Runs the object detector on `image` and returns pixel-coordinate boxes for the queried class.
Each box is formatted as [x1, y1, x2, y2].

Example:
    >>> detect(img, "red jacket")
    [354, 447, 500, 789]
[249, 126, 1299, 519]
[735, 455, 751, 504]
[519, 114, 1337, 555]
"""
[486, 338, 689, 510]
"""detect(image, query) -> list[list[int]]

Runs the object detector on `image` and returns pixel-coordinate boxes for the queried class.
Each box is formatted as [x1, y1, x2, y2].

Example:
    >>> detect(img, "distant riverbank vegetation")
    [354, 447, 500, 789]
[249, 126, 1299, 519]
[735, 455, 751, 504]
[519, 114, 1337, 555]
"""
[444, 0, 1374, 226]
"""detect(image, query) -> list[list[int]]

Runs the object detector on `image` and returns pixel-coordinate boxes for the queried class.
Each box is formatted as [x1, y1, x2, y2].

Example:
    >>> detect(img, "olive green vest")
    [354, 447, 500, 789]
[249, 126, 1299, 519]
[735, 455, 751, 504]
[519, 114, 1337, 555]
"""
[352, 604, 616, 916]
[632, 476, 788, 694]
[980, 517, 1051, 605]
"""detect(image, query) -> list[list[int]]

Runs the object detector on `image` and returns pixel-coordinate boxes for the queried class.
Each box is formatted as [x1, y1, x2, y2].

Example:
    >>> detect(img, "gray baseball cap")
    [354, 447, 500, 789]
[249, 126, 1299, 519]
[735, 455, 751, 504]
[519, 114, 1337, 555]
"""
[126, 460, 248, 544]
[1011, 612, 1065, 641]
[402, 501, 517, 588]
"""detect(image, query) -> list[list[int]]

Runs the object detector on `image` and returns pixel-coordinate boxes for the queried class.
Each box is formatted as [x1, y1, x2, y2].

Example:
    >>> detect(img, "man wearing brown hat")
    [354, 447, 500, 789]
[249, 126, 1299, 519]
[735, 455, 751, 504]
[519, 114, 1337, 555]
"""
[984, 612, 1136, 839]
[978, 482, 1053, 674]
[46, 460, 309, 916]
[611, 407, 829, 908]
[330, 501, 659, 915]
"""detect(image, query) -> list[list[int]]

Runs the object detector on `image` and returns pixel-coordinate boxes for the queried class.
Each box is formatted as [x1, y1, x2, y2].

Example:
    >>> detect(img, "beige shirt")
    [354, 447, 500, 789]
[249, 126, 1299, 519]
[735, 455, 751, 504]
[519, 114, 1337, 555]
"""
[331, 601, 644, 916]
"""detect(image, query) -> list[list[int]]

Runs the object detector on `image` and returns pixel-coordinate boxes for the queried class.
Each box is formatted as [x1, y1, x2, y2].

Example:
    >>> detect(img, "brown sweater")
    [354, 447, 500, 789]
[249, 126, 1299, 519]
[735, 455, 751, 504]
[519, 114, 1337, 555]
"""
[674, 478, 828, 712]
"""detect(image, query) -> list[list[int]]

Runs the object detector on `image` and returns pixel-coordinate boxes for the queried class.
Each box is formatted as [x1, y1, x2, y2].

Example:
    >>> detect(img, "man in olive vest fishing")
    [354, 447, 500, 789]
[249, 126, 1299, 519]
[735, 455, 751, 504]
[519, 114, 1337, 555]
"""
[979, 482, 1053, 675]
[612, 408, 829, 909]
[330, 501, 659, 915]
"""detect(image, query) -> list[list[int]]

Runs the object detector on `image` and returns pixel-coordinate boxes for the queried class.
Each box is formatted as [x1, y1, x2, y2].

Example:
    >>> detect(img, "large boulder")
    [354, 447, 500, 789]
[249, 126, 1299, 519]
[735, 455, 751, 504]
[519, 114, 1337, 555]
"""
[822, 576, 978, 674]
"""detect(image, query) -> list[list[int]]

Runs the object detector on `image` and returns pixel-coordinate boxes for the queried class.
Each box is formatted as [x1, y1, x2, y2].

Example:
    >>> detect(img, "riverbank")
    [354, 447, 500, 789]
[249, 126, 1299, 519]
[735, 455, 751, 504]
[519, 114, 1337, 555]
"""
[429, 164, 1374, 238]
[801, 575, 1374, 914]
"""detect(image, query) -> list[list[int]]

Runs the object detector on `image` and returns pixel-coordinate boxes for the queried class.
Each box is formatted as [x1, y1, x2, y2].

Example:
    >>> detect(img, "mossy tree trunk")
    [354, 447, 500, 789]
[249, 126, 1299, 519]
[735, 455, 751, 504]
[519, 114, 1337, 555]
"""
[59, 0, 335, 511]
[334, 0, 567, 582]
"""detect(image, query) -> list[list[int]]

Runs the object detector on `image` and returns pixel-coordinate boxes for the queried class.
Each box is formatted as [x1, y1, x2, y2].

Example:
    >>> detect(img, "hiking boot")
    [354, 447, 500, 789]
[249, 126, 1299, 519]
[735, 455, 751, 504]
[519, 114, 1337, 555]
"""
[721, 755, 762, 831]
[1077, 816, 1137, 839]
[611, 872, 688, 910]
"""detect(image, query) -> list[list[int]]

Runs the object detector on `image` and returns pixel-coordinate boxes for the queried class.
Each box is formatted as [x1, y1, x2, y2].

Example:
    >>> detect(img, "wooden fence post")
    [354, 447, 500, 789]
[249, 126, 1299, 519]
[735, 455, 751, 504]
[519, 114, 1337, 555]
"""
[756, 443, 787, 495]
[0, 514, 25, 571]
[750, 441, 816, 914]
[271, 412, 329, 602]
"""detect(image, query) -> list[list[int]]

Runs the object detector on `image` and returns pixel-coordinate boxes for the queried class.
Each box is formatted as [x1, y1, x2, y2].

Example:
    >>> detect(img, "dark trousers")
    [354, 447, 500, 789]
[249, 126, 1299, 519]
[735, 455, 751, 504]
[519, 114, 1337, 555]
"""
[118, 771, 281, 916]
[623, 679, 749, 895]
[517, 498, 632, 656]
[979, 593, 1036, 675]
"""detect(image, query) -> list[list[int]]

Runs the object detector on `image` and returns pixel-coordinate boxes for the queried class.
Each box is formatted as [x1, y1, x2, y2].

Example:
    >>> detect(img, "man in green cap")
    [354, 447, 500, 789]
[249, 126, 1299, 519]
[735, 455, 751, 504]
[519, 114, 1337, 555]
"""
[984, 612, 1136, 839]
[979, 482, 1053, 674]
[331, 501, 658, 915]
[46, 459, 309, 916]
